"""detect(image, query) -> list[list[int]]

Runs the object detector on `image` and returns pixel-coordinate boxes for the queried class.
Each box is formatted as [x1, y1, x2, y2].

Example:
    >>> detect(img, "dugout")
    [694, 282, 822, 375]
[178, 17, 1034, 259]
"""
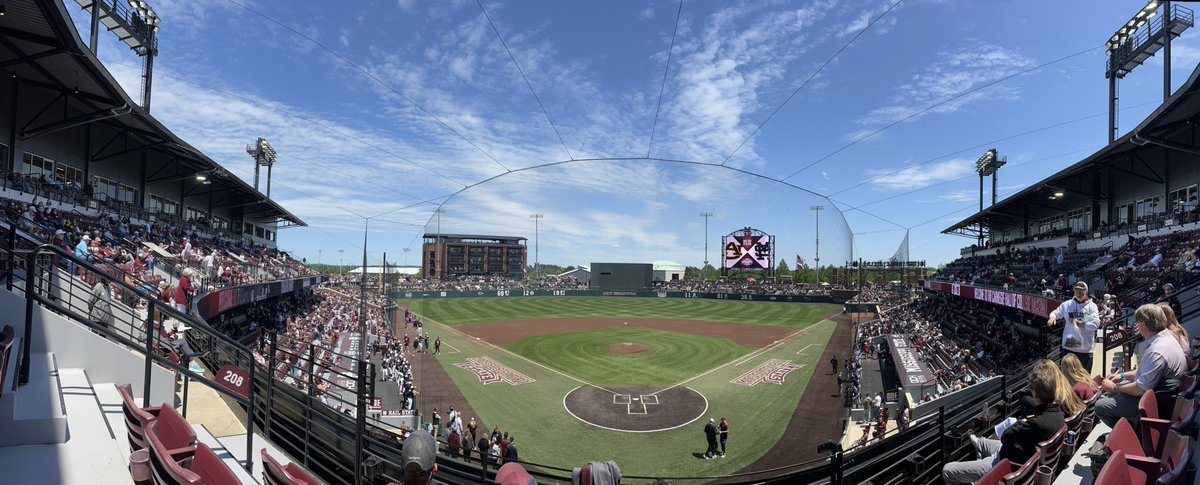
[590, 263, 652, 290]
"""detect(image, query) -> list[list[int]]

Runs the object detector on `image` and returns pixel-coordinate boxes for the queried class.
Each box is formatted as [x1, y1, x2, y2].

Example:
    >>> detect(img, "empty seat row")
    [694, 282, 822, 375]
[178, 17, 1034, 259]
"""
[1093, 389, 1198, 485]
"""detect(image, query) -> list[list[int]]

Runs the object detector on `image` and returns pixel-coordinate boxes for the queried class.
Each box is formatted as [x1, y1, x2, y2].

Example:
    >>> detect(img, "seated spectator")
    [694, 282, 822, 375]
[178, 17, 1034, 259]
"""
[1095, 304, 1188, 428]
[1058, 353, 1097, 402]
[941, 362, 1065, 484]
[1158, 303, 1189, 355]
[1155, 283, 1182, 319]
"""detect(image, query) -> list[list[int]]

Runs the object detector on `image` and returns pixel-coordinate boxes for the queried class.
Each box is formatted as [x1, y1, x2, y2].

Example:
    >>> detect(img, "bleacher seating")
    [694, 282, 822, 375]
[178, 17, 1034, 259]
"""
[145, 419, 239, 485]
[118, 383, 163, 452]
[977, 458, 1013, 485]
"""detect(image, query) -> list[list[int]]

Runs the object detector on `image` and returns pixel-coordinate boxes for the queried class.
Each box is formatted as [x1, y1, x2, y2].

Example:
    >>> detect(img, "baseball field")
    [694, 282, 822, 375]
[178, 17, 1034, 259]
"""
[400, 297, 845, 479]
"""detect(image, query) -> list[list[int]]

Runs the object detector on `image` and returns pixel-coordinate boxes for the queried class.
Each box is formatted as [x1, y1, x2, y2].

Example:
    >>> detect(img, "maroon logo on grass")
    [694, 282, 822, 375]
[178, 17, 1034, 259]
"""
[731, 359, 804, 387]
[455, 357, 535, 385]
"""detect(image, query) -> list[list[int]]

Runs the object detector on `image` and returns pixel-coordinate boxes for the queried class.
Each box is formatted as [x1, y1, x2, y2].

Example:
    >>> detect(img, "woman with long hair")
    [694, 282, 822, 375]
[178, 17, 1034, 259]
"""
[1157, 302, 1189, 355]
[1017, 359, 1084, 418]
[1059, 353, 1098, 402]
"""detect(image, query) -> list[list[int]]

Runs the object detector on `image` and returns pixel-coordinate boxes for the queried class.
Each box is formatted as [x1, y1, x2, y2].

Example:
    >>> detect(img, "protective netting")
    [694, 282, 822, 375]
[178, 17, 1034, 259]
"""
[420, 159, 854, 280]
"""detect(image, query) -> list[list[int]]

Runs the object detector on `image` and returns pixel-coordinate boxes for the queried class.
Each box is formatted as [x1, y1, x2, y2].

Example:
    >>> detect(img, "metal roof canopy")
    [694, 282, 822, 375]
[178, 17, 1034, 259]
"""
[943, 58, 1200, 237]
[0, 0, 305, 227]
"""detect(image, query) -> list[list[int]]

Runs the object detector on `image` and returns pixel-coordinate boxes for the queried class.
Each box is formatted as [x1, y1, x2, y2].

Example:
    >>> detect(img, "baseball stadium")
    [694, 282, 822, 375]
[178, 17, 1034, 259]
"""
[1, 1, 1200, 485]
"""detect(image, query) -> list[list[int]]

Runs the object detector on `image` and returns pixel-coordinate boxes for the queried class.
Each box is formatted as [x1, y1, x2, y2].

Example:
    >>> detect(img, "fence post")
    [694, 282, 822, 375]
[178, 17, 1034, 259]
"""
[1000, 374, 1009, 418]
[304, 341, 315, 469]
[1102, 323, 1109, 375]
[6, 222, 15, 291]
[245, 355, 256, 474]
[19, 249, 37, 386]
[142, 303, 155, 407]
[938, 406, 946, 468]
[355, 360, 368, 485]
[266, 332, 277, 441]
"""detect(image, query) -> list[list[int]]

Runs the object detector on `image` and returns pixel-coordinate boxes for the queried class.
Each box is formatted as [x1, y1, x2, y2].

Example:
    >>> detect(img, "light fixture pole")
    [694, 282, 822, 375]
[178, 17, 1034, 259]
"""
[403, 247, 410, 267]
[700, 212, 713, 282]
[530, 214, 544, 278]
[810, 206, 824, 286]
[339, 249, 345, 278]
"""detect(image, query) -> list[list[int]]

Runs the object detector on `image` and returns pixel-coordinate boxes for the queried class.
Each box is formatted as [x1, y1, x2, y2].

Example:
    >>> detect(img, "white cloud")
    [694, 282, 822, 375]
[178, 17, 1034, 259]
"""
[639, 7, 655, 20]
[855, 41, 1036, 127]
[866, 159, 975, 191]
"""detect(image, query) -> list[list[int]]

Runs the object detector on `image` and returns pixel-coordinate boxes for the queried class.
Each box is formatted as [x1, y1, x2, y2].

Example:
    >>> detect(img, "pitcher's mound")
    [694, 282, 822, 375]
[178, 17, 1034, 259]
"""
[606, 343, 651, 355]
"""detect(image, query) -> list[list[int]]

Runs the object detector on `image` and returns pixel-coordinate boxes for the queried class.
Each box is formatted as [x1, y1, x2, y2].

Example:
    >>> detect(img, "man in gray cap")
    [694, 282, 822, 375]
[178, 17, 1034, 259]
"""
[401, 429, 438, 484]
[1048, 281, 1099, 372]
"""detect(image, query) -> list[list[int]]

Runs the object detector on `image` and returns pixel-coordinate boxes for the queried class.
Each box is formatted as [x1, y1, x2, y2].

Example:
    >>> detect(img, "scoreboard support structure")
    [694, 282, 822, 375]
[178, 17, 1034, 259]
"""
[721, 227, 774, 278]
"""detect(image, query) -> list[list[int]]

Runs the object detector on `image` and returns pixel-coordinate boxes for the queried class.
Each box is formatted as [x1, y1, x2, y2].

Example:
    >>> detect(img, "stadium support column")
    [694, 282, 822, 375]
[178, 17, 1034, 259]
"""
[88, 0, 100, 54]
[700, 212, 713, 281]
[1109, 75, 1118, 144]
[6, 77, 16, 172]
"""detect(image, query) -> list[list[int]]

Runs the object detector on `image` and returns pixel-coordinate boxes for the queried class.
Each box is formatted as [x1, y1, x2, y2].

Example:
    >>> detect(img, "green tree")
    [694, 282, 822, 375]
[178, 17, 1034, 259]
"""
[777, 259, 790, 275]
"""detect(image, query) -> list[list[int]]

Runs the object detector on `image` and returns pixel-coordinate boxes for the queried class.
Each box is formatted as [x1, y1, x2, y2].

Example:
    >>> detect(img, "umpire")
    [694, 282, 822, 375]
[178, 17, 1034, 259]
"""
[703, 418, 718, 459]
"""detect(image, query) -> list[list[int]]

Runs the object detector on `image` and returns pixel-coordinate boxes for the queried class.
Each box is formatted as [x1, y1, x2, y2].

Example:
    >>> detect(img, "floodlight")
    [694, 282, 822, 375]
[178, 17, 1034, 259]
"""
[1054, 191, 1065, 198]
[196, 175, 207, 181]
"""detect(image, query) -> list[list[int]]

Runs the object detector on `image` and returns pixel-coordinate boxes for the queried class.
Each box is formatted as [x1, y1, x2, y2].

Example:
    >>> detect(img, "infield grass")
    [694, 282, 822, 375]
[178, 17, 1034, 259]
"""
[504, 327, 752, 385]
[405, 296, 837, 327]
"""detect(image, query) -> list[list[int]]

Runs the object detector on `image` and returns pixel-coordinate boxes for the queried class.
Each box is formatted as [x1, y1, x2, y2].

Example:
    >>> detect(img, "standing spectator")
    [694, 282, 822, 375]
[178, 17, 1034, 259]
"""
[862, 391, 874, 424]
[88, 279, 114, 329]
[467, 416, 478, 448]
[1095, 304, 1188, 428]
[1047, 282, 1099, 373]
[476, 436, 489, 466]
[830, 356, 839, 375]
[434, 337, 441, 355]
[175, 268, 194, 314]
[899, 405, 911, 432]
[447, 428, 461, 459]
[718, 418, 730, 457]
[505, 437, 519, 463]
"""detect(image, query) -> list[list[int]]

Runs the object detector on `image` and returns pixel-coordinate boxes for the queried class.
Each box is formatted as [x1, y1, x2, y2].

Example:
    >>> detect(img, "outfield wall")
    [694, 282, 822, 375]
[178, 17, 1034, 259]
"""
[391, 289, 848, 304]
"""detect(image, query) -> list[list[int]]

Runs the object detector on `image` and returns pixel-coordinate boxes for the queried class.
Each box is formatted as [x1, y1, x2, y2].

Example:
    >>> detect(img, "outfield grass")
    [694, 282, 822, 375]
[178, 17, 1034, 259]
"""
[403, 297, 837, 327]
[504, 327, 752, 385]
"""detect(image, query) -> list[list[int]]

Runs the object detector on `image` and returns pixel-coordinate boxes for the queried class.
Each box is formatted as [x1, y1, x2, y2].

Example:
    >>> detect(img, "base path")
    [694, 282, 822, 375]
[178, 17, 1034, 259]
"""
[739, 313, 854, 472]
[459, 318, 797, 347]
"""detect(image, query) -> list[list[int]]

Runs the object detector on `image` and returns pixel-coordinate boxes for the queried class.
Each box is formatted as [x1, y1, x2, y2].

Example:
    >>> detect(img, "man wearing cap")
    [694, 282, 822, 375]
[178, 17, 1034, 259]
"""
[1047, 281, 1099, 373]
[400, 429, 438, 485]
[495, 462, 535, 485]
[74, 234, 92, 263]
[718, 418, 730, 457]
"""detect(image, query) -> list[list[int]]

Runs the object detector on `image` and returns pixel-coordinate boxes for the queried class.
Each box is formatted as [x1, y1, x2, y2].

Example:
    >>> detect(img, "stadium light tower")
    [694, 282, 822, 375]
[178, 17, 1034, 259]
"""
[433, 208, 446, 279]
[246, 138, 278, 197]
[1105, 0, 1193, 142]
[976, 148, 1007, 246]
[530, 214, 544, 278]
[78, 0, 160, 110]
[810, 206, 824, 286]
[700, 212, 713, 281]
[339, 249, 345, 278]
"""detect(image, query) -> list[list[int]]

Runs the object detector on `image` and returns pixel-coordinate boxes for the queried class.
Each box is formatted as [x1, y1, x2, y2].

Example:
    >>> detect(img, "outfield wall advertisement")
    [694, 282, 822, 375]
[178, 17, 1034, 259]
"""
[923, 280, 1055, 318]
[392, 289, 845, 304]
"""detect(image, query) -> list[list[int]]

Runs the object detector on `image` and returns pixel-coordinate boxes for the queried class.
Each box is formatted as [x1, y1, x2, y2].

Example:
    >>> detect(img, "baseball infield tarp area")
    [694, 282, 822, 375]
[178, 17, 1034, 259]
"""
[392, 289, 846, 304]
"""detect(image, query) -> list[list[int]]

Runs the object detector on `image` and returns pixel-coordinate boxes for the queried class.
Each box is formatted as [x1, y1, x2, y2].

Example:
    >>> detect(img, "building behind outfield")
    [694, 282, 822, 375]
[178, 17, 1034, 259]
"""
[423, 233, 527, 280]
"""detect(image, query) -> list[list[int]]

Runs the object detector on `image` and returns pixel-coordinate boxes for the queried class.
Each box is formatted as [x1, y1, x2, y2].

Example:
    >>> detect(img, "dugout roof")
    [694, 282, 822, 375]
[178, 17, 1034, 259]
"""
[0, 0, 305, 226]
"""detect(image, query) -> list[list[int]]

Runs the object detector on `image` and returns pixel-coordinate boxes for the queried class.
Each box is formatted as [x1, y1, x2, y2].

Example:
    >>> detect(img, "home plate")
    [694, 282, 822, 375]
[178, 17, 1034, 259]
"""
[633, 397, 639, 401]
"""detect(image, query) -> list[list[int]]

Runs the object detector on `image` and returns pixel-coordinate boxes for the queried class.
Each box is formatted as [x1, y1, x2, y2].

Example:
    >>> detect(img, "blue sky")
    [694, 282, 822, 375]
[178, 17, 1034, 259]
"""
[66, 0, 1200, 269]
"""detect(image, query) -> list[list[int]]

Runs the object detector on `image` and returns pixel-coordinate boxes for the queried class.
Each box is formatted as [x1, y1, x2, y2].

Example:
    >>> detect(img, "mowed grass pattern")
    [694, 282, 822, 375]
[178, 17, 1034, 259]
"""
[503, 327, 751, 385]
[404, 297, 837, 327]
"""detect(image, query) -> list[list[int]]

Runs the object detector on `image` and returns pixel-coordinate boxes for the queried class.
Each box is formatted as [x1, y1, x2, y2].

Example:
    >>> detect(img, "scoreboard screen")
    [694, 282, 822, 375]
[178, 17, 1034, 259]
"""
[724, 234, 771, 269]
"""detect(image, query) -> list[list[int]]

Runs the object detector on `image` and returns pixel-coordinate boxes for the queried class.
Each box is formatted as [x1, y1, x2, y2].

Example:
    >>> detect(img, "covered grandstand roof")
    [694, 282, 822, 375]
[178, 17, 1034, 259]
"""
[0, 0, 305, 226]
[943, 59, 1200, 235]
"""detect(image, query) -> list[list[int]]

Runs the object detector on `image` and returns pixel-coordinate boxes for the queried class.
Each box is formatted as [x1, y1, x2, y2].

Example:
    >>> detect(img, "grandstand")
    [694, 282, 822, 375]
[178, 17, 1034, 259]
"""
[2, 1, 1200, 485]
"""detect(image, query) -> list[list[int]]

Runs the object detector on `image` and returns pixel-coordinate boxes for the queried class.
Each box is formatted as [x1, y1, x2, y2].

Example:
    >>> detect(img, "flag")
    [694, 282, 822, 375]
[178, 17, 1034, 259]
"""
[796, 254, 808, 269]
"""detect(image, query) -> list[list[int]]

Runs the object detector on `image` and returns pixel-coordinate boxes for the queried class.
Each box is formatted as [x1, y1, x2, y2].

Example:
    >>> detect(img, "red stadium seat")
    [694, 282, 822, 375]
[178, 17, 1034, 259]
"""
[146, 420, 239, 485]
[1104, 418, 1168, 481]
[150, 404, 198, 465]
[1154, 431, 1194, 485]
[1035, 425, 1067, 476]
[975, 458, 1011, 485]
[118, 383, 162, 451]
[1095, 450, 1147, 485]
[261, 449, 320, 485]
[1001, 448, 1041, 485]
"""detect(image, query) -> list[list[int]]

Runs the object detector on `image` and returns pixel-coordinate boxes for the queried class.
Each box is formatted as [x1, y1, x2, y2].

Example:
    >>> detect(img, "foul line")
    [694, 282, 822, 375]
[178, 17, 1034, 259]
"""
[648, 319, 830, 397]
[411, 310, 623, 395]
[796, 343, 818, 355]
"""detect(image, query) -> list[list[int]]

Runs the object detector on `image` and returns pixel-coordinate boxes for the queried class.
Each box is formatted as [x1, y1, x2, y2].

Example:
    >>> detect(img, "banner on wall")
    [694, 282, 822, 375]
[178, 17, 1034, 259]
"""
[924, 280, 1056, 318]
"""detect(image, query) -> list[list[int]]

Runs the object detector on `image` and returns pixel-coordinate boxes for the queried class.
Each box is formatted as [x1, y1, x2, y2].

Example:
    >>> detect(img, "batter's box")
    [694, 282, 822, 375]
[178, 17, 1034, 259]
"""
[640, 394, 659, 405]
[613, 394, 632, 405]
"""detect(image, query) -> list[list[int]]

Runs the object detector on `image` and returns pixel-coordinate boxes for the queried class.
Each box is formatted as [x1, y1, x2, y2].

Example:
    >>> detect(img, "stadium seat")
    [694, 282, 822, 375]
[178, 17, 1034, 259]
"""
[118, 383, 162, 451]
[261, 448, 320, 485]
[149, 404, 198, 465]
[1104, 418, 1168, 481]
[1080, 392, 1100, 442]
[1179, 375, 1198, 400]
[146, 420, 239, 485]
[0, 325, 14, 400]
[1154, 431, 1195, 485]
[1001, 448, 1041, 485]
[975, 458, 1011, 485]
[1035, 425, 1067, 476]
[1095, 450, 1147, 485]
[1139, 392, 1194, 458]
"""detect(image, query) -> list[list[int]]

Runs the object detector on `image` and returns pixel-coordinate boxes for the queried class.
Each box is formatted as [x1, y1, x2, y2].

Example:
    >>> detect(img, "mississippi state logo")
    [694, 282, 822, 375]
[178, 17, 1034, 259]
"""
[455, 357, 535, 385]
[731, 359, 804, 387]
